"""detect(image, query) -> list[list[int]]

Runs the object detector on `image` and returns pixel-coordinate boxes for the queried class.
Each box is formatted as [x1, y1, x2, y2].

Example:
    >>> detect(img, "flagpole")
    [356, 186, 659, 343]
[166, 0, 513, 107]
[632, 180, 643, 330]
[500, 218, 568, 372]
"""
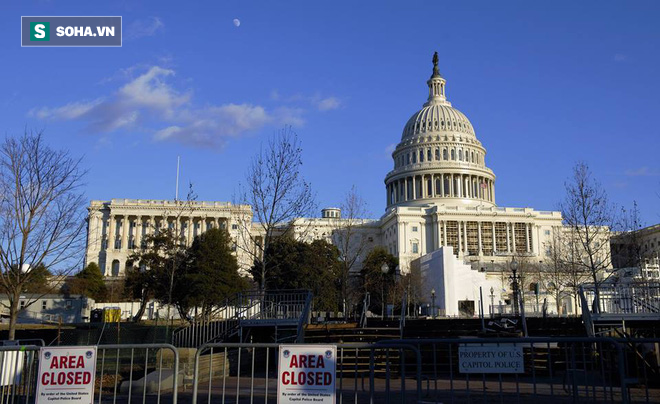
[175, 156, 180, 201]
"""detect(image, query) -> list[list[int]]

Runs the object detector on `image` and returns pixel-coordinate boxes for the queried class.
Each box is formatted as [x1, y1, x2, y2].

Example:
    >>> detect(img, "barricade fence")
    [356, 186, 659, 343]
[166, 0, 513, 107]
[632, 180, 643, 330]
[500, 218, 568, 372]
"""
[382, 337, 660, 404]
[622, 338, 660, 404]
[0, 344, 178, 404]
[190, 342, 422, 404]
[0, 338, 659, 403]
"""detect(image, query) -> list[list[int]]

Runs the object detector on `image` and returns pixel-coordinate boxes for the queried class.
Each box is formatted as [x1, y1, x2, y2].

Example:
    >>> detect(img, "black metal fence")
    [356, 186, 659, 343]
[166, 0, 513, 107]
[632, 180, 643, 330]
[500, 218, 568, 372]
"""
[0, 338, 658, 403]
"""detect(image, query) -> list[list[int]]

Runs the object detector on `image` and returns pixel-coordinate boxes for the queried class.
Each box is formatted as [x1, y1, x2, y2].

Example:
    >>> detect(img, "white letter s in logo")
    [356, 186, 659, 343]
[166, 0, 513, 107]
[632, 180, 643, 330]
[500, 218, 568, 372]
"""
[34, 23, 45, 38]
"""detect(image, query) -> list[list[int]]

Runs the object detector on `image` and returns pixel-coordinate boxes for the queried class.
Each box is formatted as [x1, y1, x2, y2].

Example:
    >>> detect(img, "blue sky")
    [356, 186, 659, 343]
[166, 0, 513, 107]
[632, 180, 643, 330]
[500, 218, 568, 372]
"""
[2, 1, 659, 224]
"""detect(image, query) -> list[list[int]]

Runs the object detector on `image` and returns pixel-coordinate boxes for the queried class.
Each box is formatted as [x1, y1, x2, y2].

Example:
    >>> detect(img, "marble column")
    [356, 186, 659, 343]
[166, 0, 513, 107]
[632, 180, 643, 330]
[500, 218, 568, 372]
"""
[457, 221, 462, 253]
[440, 174, 445, 197]
[491, 181, 496, 203]
[107, 214, 116, 250]
[420, 222, 426, 255]
[121, 216, 129, 250]
[433, 215, 439, 249]
[492, 222, 496, 253]
[511, 223, 517, 253]
[412, 176, 416, 200]
[135, 216, 142, 250]
[526, 223, 531, 252]
[149, 216, 155, 236]
[478, 221, 482, 255]
[463, 221, 468, 253]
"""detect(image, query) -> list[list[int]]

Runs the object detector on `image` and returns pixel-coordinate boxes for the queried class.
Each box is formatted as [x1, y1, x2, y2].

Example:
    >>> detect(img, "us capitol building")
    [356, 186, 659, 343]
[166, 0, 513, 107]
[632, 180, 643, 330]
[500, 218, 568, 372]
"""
[85, 54, 572, 315]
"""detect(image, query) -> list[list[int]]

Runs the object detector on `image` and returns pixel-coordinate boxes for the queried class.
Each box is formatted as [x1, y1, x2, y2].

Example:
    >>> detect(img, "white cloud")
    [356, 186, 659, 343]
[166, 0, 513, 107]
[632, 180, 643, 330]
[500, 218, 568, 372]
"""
[30, 100, 102, 120]
[316, 97, 341, 111]
[118, 66, 190, 112]
[125, 17, 164, 40]
[385, 143, 396, 157]
[273, 107, 305, 127]
[614, 53, 627, 62]
[31, 65, 305, 149]
[270, 90, 342, 111]
[624, 167, 660, 177]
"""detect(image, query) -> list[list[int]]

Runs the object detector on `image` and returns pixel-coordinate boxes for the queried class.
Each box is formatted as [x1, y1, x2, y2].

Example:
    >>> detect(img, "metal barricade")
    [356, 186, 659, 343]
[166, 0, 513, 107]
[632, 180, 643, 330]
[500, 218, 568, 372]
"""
[0, 345, 40, 404]
[382, 337, 635, 404]
[190, 342, 422, 403]
[0, 343, 179, 404]
[618, 338, 660, 404]
[2, 338, 658, 404]
[95, 344, 179, 404]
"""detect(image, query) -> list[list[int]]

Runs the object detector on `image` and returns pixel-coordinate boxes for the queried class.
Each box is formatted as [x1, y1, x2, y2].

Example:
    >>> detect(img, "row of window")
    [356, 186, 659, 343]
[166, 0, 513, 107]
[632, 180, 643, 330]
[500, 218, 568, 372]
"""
[407, 118, 471, 135]
[395, 146, 482, 168]
[19, 300, 74, 310]
[102, 223, 239, 247]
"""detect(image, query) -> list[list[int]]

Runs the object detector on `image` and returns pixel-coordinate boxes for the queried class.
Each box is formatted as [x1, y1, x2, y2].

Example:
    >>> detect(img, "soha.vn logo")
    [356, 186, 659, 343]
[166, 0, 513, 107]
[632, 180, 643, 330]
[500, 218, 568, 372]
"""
[30, 22, 50, 41]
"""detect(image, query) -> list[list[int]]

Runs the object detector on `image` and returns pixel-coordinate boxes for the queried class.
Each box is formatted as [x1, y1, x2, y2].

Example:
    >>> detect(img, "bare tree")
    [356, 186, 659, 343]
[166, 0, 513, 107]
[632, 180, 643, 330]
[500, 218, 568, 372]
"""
[612, 201, 645, 273]
[333, 186, 371, 317]
[560, 162, 615, 313]
[540, 227, 589, 315]
[236, 126, 316, 291]
[0, 132, 86, 340]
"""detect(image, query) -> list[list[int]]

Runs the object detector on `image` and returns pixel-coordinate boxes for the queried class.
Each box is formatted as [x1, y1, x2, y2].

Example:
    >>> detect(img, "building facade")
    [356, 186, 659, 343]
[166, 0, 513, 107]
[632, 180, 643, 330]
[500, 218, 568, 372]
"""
[0, 294, 93, 324]
[83, 55, 614, 315]
[379, 54, 563, 275]
[611, 223, 660, 280]
[85, 199, 253, 277]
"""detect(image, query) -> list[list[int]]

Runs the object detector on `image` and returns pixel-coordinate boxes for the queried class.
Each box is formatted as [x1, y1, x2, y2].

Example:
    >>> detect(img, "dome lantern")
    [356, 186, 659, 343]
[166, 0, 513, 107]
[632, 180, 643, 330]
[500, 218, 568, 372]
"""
[425, 51, 450, 107]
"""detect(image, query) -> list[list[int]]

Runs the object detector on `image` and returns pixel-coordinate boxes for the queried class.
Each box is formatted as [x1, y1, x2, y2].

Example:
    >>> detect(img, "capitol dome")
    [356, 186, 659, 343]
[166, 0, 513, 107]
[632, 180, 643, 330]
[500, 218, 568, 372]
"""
[385, 53, 496, 209]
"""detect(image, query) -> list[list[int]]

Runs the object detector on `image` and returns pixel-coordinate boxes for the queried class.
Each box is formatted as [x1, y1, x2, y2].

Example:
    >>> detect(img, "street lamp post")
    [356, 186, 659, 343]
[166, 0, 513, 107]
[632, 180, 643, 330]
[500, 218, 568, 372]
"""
[489, 286, 495, 318]
[381, 263, 389, 320]
[431, 288, 436, 319]
[510, 259, 520, 316]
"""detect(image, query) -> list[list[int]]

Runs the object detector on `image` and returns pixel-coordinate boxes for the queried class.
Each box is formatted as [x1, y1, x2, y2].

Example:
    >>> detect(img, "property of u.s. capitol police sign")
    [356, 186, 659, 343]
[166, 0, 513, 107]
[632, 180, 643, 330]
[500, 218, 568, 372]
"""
[21, 16, 122, 47]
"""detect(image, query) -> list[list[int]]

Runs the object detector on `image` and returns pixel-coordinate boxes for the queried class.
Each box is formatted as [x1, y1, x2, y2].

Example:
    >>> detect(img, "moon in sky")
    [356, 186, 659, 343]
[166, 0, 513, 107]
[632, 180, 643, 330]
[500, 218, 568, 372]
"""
[233, 19, 241, 27]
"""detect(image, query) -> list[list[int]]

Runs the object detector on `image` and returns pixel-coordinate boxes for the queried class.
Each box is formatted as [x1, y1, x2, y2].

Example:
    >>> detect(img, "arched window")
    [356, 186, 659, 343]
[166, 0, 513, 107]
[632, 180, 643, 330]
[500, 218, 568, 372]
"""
[458, 150, 463, 161]
[471, 151, 475, 162]
[406, 154, 410, 165]
[412, 152, 417, 163]
[435, 148, 440, 160]
[427, 149, 432, 161]
[451, 149, 455, 160]
[419, 150, 424, 162]
[443, 149, 448, 160]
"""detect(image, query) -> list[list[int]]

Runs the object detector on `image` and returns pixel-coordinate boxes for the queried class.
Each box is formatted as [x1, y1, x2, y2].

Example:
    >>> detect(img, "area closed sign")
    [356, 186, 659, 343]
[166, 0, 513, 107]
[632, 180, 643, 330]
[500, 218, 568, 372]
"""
[277, 345, 336, 403]
[36, 347, 97, 404]
[458, 345, 524, 373]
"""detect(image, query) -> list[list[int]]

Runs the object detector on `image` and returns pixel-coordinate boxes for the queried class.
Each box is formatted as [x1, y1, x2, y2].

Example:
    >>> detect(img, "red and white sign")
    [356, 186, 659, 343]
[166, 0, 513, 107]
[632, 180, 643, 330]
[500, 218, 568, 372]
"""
[277, 345, 336, 404]
[36, 346, 97, 404]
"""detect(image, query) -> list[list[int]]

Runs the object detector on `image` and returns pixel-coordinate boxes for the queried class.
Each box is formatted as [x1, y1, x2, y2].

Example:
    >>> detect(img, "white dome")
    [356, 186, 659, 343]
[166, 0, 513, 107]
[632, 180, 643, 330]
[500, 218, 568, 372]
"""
[402, 103, 476, 140]
[384, 53, 496, 209]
